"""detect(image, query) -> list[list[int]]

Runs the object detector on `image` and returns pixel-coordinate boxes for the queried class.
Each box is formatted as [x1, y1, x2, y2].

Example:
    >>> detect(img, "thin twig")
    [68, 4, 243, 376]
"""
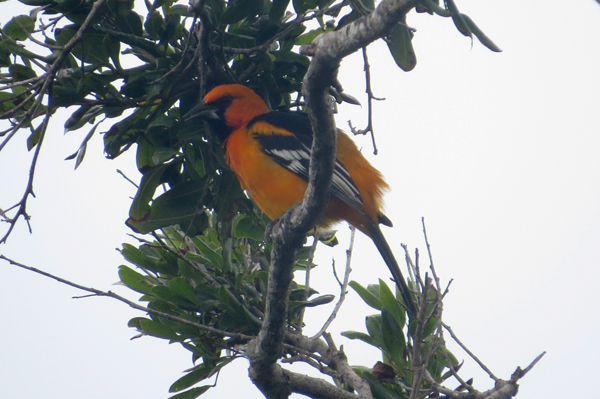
[298, 232, 320, 333]
[422, 217, 442, 291]
[0, 0, 111, 244]
[14, 16, 64, 50]
[0, 96, 51, 243]
[442, 322, 499, 382]
[348, 47, 384, 154]
[409, 275, 430, 399]
[310, 226, 355, 339]
[149, 18, 198, 84]
[116, 169, 139, 188]
[518, 351, 546, 377]
[0, 255, 253, 341]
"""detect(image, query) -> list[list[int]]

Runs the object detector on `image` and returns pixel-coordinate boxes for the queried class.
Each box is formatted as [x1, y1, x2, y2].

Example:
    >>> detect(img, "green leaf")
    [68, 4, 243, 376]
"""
[71, 122, 101, 169]
[461, 14, 502, 52]
[4, 16, 35, 41]
[378, 279, 406, 328]
[8, 64, 37, 82]
[165, 4, 194, 17]
[341, 330, 376, 347]
[220, 0, 264, 24]
[136, 137, 155, 170]
[381, 309, 406, 369]
[168, 386, 211, 399]
[118, 265, 155, 295]
[361, 372, 403, 399]
[233, 216, 264, 241]
[193, 237, 223, 270]
[121, 243, 159, 269]
[435, 345, 459, 369]
[336, 10, 360, 30]
[0, 92, 15, 113]
[128, 163, 171, 220]
[159, 14, 181, 46]
[152, 0, 171, 11]
[349, 281, 382, 310]
[139, 318, 179, 341]
[293, 0, 321, 14]
[306, 294, 335, 307]
[269, 0, 290, 21]
[417, 0, 450, 16]
[365, 314, 384, 348]
[446, 0, 471, 37]
[386, 23, 417, 72]
[26, 123, 43, 151]
[64, 105, 104, 133]
[294, 26, 333, 45]
[127, 179, 207, 234]
[152, 148, 179, 166]
[116, 11, 143, 36]
[56, 28, 110, 64]
[423, 315, 438, 337]
[18, 0, 54, 5]
[169, 278, 200, 305]
[169, 364, 214, 392]
[0, 38, 44, 60]
[145, 10, 165, 39]
[214, 169, 246, 219]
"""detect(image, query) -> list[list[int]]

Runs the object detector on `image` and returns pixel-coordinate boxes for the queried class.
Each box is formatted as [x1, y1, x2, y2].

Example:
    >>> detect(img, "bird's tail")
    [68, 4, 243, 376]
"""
[368, 223, 416, 315]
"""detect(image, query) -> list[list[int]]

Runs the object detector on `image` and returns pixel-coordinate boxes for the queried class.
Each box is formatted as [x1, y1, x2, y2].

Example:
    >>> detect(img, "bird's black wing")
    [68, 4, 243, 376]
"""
[249, 111, 364, 213]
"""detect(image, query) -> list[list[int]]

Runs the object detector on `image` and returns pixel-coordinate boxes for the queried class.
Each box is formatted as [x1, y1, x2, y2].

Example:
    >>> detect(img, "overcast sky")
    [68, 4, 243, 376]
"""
[1, 0, 599, 398]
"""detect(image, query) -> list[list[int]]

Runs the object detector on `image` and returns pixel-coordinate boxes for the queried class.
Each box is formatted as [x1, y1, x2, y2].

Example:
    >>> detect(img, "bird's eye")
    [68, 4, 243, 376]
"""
[213, 96, 234, 110]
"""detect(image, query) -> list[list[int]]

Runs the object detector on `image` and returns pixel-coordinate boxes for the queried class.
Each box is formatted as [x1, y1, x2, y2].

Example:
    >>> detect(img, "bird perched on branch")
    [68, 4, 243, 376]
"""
[187, 84, 415, 314]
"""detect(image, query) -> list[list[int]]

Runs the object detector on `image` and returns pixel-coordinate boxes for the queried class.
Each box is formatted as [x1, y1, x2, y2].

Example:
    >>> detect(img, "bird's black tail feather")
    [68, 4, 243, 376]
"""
[368, 223, 416, 315]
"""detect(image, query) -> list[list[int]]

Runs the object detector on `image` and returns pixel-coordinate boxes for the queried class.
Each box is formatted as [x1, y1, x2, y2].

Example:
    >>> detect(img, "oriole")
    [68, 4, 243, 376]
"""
[188, 84, 415, 314]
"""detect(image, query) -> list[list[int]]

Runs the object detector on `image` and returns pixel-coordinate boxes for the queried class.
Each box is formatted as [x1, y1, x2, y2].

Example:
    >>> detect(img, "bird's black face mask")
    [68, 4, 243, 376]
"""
[184, 96, 234, 143]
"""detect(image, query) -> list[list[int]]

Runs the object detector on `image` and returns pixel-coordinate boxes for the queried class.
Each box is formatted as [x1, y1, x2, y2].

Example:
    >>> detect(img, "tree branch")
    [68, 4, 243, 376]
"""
[0, 0, 110, 244]
[248, 0, 417, 397]
[0, 255, 254, 342]
[311, 226, 355, 339]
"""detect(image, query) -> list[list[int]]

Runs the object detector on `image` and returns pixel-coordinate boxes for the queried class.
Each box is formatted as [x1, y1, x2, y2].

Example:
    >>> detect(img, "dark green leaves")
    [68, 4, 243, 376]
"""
[387, 23, 417, 72]
[119, 265, 156, 295]
[417, 0, 502, 52]
[378, 279, 406, 329]
[233, 215, 265, 241]
[220, 0, 264, 24]
[55, 27, 111, 65]
[269, 0, 290, 21]
[346, 279, 458, 388]
[127, 179, 208, 235]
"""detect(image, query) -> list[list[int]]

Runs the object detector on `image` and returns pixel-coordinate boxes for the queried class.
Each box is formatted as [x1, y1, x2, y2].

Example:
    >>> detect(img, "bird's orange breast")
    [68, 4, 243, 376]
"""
[225, 126, 309, 220]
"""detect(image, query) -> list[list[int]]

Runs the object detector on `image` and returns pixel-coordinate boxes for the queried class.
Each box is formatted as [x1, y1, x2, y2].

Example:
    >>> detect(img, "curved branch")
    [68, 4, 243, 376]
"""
[248, 0, 417, 397]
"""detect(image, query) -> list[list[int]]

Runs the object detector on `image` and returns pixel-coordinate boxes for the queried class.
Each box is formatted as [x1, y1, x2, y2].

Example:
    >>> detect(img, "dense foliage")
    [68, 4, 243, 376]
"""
[0, 0, 501, 397]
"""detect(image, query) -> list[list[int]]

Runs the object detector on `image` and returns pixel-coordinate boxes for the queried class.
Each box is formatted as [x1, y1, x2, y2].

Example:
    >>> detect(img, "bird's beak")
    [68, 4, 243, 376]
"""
[183, 102, 219, 121]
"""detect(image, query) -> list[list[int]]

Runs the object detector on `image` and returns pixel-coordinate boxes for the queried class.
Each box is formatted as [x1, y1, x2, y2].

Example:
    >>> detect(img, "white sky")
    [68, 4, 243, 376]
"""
[1, 0, 599, 398]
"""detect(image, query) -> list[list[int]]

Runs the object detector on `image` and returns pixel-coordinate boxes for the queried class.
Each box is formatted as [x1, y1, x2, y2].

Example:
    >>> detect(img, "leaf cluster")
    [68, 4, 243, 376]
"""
[0, 0, 502, 397]
[0, 0, 499, 241]
[118, 221, 330, 398]
[343, 280, 459, 399]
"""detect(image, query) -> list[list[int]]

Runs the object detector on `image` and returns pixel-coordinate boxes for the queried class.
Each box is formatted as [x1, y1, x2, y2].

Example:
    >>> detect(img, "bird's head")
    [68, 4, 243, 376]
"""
[185, 84, 269, 142]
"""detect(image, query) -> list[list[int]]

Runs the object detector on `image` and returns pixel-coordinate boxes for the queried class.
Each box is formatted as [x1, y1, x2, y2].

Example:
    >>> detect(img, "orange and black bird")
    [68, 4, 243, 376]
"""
[188, 84, 415, 314]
